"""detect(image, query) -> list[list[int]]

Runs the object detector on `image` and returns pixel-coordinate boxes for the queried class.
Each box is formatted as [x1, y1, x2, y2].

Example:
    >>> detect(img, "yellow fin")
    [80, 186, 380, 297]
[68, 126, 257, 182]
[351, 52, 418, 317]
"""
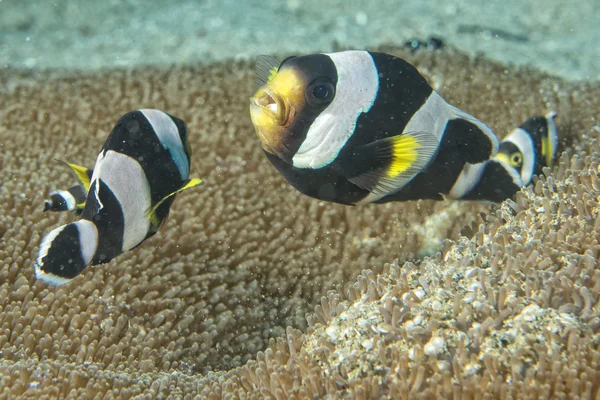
[348, 131, 439, 202]
[541, 135, 554, 167]
[386, 135, 420, 178]
[148, 178, 204, 226]
[267, 67, 278, 83]
[55, 159, 93, 192]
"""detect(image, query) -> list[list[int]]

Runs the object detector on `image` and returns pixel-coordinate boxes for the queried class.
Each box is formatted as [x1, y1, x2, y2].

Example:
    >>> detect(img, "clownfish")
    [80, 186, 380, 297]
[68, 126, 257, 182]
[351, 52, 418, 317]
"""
[494, 112, 558, 186]
[35, 109, 203, 286]
[249, 51, 559, 205]
[43, 161, 93, 214]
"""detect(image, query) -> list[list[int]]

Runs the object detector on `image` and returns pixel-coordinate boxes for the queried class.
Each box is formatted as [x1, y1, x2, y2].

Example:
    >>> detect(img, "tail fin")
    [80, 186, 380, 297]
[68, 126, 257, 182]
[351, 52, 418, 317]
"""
[525, 111, 559, 174]
[494, 112, 559, 186]
[35, 220, 98, 286]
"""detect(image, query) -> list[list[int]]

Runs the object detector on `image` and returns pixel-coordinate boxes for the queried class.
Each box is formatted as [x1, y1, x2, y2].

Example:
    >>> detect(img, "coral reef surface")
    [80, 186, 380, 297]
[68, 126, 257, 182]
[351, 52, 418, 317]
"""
[0, 47, 599, 398]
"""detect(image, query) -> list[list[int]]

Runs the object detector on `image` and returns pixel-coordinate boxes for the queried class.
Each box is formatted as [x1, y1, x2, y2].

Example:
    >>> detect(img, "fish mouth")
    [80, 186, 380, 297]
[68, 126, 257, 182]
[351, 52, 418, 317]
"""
[253, 125, 276, 154]
[249, 86, 299, 160]
[250, 88, 290, 126]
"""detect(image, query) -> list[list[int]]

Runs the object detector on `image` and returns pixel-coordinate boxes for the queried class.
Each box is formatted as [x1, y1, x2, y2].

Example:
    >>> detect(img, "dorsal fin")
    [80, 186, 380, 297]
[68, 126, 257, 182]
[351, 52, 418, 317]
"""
[54, 159, 93, 192]
[255, 55, 281, 90]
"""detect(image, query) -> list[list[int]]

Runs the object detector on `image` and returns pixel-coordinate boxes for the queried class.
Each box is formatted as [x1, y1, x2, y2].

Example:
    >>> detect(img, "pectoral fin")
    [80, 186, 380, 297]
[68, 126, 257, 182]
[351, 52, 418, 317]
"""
[147, 178, 204, 226]
[55, 159, 93, 192]
[346, 131, 439, 199]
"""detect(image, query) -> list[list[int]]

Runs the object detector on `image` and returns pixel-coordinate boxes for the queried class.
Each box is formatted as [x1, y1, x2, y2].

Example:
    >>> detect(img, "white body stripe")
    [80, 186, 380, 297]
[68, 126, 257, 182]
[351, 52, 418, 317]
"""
[140, 109, 190, 179]
[292, 51, 379, 169]
[448, 162, 486, 199]
[76, 220, 99, 265]
[502, 127, 535, 185]
[92, 150, 151, 251]
[358, 91, 495, 204]
[404, 92, 456, 142]
[92, 150, 105, 212]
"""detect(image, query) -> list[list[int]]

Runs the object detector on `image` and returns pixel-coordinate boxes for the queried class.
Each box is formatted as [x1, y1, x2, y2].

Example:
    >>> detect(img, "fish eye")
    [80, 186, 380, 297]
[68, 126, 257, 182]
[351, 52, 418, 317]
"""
[312, 85, 329, 99]
[306, 79, 335, 106]
[511, 153, 522, 165]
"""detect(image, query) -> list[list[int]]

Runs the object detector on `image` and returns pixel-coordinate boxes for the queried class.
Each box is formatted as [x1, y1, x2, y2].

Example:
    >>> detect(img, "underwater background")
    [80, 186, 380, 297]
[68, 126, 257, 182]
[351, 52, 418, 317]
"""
[1, 0, 600, 398]
[1, 0, 599, 80]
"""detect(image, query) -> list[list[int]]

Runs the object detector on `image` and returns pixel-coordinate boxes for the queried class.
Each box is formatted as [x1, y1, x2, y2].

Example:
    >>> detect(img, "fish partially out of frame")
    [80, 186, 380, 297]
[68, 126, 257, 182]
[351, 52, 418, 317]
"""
[249, 51, 558, 205]
[36, 109, 204, 286]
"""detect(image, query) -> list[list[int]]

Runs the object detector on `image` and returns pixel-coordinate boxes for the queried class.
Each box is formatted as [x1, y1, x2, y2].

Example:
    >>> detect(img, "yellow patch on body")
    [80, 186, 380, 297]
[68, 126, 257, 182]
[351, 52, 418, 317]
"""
[386, 135, 420, 178]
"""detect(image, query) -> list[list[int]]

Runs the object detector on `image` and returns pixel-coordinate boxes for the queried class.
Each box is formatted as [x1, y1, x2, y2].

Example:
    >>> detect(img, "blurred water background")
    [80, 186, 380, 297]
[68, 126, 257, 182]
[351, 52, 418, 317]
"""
[1, 0, 598, 81]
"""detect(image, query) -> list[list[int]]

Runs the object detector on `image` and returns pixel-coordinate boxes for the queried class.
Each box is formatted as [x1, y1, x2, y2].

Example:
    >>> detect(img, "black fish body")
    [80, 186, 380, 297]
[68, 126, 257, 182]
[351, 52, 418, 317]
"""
[36, 109, 203, 285]
[249, 50, 558, 205]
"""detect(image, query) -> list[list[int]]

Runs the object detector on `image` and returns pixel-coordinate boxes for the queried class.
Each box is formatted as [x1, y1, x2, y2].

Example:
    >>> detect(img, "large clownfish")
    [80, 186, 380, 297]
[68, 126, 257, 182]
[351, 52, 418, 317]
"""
[36, 109, 203, 286]
[249, 51, 558, 205]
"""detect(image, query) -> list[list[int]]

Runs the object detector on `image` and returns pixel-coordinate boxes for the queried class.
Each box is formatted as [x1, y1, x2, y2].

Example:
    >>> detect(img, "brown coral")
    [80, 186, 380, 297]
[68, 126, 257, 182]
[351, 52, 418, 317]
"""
[1, 47, 599, 398]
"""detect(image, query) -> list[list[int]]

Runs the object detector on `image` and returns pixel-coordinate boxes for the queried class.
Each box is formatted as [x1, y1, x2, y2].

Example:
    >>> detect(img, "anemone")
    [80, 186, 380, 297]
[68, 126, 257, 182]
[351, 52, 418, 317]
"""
[1, 47, 599, 398]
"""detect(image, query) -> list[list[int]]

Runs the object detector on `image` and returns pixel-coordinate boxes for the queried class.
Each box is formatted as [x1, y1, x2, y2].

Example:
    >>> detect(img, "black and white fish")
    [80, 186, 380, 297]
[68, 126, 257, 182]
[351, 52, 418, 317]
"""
[35, 109, 203, 286]
[43, 161, 93, 214]
[249, 51, 559, 205]
[494, 112, 558, 186]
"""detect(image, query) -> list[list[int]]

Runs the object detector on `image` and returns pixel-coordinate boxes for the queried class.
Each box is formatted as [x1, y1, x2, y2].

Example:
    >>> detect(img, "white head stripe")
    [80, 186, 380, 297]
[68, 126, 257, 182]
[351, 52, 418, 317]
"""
[92, 150, 151, 251]
[75, 220, 99, 265]
[140, 109, 190, 179]
[292, 51, 379, 169]
[55, 190, 76, 210]
[503, 127, 535, 185]
[448, 162, 486, 199]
